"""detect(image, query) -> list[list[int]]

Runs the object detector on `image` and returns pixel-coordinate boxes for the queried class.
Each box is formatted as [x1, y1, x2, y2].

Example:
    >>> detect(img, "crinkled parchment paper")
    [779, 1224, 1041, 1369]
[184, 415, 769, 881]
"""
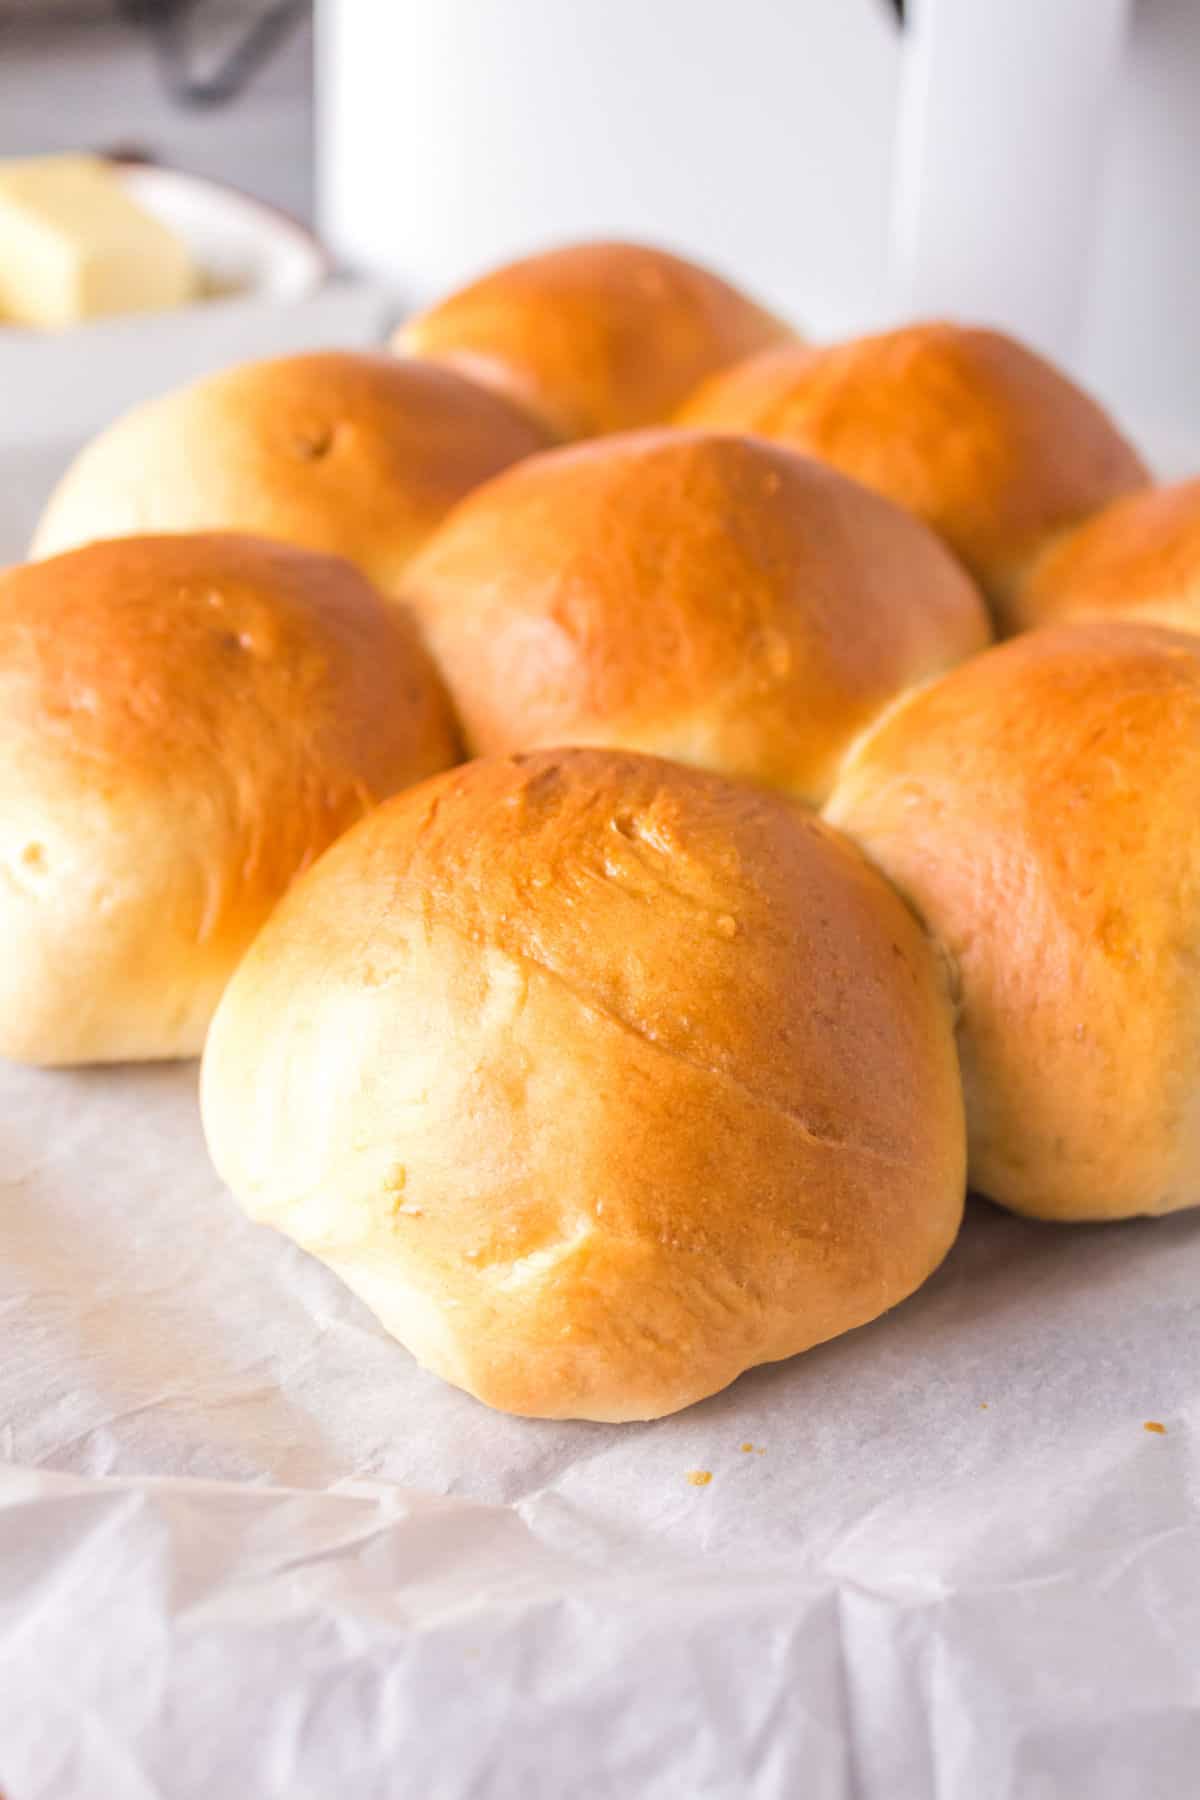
[0, 1059, 1197, 1798]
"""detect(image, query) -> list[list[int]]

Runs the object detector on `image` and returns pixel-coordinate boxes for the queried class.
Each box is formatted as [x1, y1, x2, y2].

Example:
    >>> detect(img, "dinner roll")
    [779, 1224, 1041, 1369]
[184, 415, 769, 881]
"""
[0, 535, 458, 1066]
[30, 351, 551, 590]
[679, 324, 1149, 627]
[397, 430, 990, 805]
[201, 748, 966, 1422]
[394, 240, 794, 441]
[1015, 478, 1200, 636]
[825, 623, 1200, 1222]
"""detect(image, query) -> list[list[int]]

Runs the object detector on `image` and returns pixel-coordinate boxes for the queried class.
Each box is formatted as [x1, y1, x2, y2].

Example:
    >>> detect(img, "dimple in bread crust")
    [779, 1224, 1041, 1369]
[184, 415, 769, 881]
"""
[30, 350, 553, 592]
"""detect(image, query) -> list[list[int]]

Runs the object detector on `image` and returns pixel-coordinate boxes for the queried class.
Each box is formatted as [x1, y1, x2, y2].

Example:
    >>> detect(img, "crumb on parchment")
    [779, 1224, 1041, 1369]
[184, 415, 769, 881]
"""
[1144, 1420, 1167, 1435]
[687, 1469, 712, 1487]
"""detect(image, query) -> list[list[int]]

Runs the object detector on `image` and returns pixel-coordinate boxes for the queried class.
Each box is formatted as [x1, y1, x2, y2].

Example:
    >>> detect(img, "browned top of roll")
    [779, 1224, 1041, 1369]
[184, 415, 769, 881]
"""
[679, 323, 1149, 624]
[202, 747, 965, 1420]
[30, 351, 552, 592]
[825, 622, 1200, 1221]
[394, 240, 795, 440]
[397, 429, 991, 804]
[0, 534, 459, 1064]
[1015, 478, 1200, 636]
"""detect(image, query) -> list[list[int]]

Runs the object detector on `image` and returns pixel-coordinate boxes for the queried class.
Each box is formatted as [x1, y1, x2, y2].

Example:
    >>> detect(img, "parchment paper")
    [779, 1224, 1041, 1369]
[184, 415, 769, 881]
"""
[1, 445, 1199, 1799]
[2, 1050, 1199, 1799]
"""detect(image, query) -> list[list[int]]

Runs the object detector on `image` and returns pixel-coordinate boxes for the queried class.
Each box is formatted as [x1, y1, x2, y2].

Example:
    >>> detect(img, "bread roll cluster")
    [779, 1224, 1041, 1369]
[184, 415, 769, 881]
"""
[9, 238, 1188, 1420]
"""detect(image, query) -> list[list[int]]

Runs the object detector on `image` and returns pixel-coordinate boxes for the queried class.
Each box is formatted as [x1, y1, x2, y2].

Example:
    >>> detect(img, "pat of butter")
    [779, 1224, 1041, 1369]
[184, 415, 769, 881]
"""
[0, 155, 194, 329]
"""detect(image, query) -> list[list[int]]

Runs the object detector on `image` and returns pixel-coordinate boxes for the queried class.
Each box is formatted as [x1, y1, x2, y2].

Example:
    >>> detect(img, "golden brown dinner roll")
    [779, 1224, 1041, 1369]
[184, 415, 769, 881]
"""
[30, 351, 551, 590]
[0, 534, 458, 1066]
[397, 429, 990, 805]
[1015, 478, 1200, 636]
[825, 622, 1200, 1222]
[201, 748, 966, 1421]
[394, 240, 794, 441]
[679, 324, 1149, 627]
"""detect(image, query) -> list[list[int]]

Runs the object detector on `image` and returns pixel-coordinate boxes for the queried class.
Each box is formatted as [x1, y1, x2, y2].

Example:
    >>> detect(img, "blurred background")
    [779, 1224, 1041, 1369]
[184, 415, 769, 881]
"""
[1, 0, 314, 220]
[0, 0, 1197, 461]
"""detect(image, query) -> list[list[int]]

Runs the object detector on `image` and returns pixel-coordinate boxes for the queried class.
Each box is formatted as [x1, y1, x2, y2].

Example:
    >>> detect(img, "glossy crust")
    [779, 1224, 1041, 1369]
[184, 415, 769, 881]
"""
[201, 749, 966, 1422]
[30, 351, 551, 592]
[397, 430, 990, 805]
[394, 240, 795, 440]
[0, 535, 459, 1065]
[1015, 478, 1200, 636]
[825, 623, 1200, 1221]
[679, 324, 1149, 623]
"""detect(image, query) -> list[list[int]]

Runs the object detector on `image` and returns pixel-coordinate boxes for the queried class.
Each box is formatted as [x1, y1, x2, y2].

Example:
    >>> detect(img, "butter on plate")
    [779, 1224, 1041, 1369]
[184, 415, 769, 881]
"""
[0, 154, 194, 329]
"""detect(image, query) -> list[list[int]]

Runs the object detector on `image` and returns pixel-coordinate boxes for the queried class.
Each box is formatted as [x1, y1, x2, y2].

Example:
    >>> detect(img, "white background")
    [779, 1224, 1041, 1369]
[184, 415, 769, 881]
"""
[316, 0, 1200, 455]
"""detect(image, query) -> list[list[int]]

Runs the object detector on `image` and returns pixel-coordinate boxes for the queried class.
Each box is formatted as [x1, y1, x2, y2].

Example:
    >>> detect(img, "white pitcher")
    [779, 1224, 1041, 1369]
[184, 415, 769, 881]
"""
[316, 0, 1198, 461]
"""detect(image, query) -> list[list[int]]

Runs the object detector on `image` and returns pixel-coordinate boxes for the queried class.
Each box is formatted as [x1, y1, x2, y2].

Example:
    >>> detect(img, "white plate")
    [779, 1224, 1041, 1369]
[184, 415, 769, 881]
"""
[115, 161, 331, 305]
